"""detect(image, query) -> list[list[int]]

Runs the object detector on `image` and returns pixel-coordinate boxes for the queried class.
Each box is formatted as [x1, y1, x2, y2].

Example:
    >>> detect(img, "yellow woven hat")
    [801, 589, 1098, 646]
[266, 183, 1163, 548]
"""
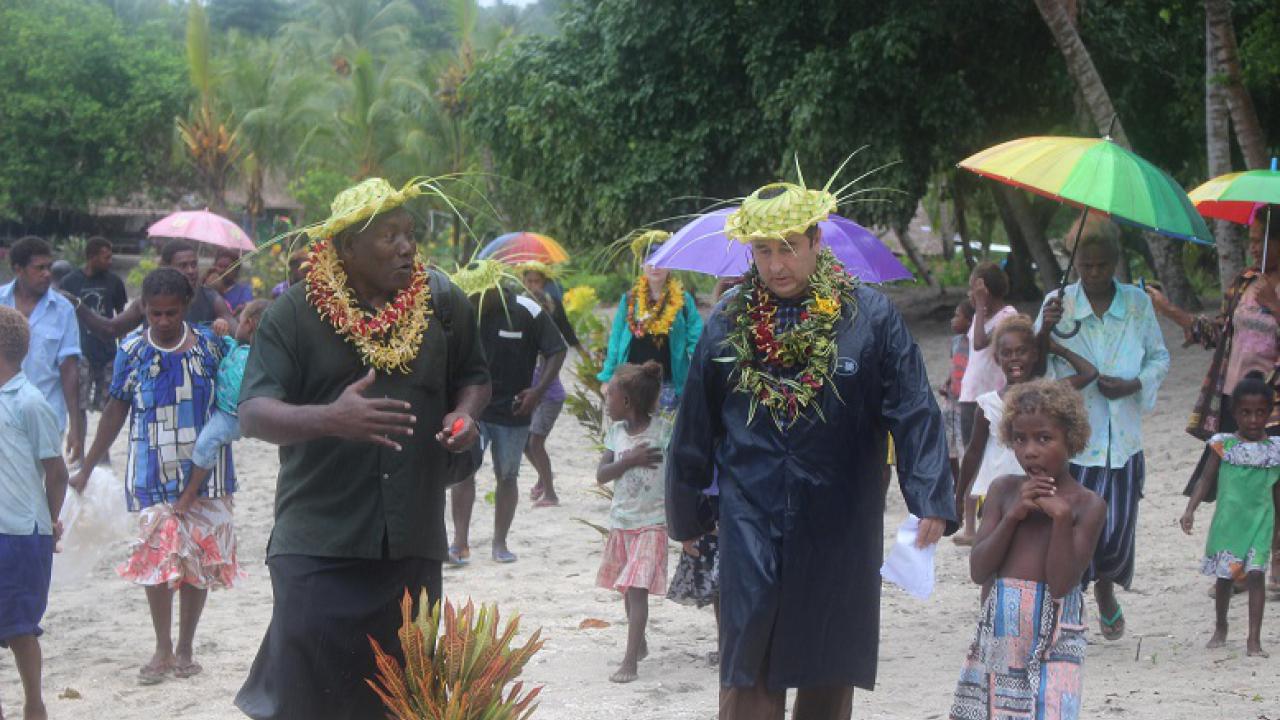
[724, 182, 837, 243]
[515, 260, 559, 279]
[303, 177, 429, 241]
[449, 258, 517, 298]
[630, 230, 670, 263]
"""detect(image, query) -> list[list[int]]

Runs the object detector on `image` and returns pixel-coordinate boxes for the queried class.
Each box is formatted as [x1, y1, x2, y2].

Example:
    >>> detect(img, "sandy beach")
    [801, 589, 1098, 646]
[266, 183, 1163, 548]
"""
[4, 291, 1276, 719]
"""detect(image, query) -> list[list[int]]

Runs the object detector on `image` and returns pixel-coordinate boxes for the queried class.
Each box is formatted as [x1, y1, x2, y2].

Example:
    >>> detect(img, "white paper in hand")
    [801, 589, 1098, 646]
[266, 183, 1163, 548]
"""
[53, 467, 133, 588]
[880, 514, 936, 600]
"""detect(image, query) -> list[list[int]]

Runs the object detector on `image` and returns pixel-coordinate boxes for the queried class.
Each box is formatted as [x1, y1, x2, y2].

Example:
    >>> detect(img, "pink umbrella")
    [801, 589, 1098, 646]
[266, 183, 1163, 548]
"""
[147, 210, 255, 252]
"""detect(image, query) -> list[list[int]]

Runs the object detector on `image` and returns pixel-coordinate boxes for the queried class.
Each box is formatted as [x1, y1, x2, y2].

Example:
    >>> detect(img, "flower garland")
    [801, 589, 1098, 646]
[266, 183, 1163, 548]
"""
[627, 275, 684, 346]
[305, 239, 433, 373]
[722, 248, 858, 428]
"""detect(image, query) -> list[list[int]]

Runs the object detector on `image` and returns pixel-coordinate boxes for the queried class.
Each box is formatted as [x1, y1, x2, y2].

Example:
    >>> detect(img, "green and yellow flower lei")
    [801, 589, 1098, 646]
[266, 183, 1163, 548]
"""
[720, 248, 858, 429]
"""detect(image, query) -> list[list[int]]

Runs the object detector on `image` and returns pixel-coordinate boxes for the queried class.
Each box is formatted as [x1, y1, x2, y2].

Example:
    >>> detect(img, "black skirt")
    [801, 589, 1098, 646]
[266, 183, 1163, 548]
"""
[235, 554, 442, 720]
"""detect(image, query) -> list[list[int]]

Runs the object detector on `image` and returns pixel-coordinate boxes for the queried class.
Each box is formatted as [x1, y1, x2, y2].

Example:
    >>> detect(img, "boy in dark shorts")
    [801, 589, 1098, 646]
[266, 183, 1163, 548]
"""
[0, 305, 69, 720]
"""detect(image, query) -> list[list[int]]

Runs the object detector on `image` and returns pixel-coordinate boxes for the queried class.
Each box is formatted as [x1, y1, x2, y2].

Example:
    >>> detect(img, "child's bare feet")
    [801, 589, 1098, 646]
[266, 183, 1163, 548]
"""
[22, 700, 48, 720]
[1247, 637, 1268, 657]
[173, 649, 203, 678]
[138, 651, 174, 685]
[1206, 624, 1228, 649]
[609, 660, 639, 683]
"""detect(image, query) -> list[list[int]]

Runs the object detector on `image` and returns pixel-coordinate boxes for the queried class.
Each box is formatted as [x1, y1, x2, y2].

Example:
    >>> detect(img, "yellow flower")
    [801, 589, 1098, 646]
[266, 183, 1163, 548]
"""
[270, 244, 283, 256]
[563, 286, 599, 315]
[251, 276, 264, 292]
[811, 295, 839, 317]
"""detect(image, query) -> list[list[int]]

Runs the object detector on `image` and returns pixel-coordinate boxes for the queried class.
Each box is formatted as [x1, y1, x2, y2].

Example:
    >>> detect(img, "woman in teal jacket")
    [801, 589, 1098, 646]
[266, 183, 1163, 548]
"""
[598, 232, 703, 409]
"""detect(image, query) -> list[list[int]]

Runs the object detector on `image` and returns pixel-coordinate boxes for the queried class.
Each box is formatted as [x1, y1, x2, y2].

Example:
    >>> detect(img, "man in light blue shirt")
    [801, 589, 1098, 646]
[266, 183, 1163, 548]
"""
[0, 238, 80, 441]
[1035, 224, 1169, 644]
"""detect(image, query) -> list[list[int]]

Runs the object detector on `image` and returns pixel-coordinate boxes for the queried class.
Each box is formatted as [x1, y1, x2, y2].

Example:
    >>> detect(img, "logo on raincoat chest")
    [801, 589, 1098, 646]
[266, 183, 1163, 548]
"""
[835, 357, 859, 376]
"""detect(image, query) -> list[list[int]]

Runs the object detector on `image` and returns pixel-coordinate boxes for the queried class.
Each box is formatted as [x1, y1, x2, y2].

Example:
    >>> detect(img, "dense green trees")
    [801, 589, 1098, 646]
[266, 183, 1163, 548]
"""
[0, 0, 187, 220]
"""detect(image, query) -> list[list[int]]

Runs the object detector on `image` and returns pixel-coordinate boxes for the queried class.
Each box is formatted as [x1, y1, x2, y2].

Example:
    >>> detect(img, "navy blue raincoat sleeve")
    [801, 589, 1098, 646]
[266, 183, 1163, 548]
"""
[878, 299, 959, 532]
[665, 307, 725, 541]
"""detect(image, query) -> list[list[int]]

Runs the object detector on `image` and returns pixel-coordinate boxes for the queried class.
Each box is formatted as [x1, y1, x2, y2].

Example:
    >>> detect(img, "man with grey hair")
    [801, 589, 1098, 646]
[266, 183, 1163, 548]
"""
[1036, 215, 1169, 642]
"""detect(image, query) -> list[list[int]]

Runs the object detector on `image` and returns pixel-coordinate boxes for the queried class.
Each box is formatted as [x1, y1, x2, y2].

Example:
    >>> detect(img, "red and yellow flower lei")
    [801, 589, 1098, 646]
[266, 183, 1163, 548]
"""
[628, 275, 684, 346]
[724, 248, 857, 428]
[305, 238, 433, 373]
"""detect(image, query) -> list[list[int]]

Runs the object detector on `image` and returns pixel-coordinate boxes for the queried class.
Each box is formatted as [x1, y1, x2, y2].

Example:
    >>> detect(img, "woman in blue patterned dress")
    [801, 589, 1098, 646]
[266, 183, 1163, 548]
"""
[70, 268, 238, 684]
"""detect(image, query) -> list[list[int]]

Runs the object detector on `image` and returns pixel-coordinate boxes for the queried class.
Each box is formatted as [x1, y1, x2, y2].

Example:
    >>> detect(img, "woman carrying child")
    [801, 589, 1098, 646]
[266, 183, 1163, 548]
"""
[595, 361, 671, 684]
[950, 380, 1107, 720]
[1181, 370, 1280, 657]
[70, 268, 239, 684]
[958, 315, 1097, 533]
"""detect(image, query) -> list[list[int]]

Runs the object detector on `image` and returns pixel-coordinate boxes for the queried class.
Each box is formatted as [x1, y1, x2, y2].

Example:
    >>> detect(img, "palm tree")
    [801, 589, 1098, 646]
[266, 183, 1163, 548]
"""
[176, 2, 240, 214]
[1032, 0, 1198, 309]
[281, 0, 419, 74]
[1205, 0, 1268, 169]
[221, 33, 323, 234]
[1205, 8, 1244, 287]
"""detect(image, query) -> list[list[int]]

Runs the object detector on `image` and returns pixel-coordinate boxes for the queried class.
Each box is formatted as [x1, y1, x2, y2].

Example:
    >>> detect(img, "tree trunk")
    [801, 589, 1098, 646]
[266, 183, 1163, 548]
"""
[993, 186, 1060, 291]
[1032, 0, 1129, 147]
[1206, 0, 1268, 169]
[937, 176, 956, 261]
[894, 221, 937, 291]
[1035, 0, 1200, 307]
[1206, 7, 1245, 287]
[950, 173, 977, 269]
[992, 188, 1046, 300]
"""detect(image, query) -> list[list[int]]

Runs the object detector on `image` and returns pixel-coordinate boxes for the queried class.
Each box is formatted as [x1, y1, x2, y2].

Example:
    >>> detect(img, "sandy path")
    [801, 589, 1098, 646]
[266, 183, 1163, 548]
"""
[3, 300, 1275, 719]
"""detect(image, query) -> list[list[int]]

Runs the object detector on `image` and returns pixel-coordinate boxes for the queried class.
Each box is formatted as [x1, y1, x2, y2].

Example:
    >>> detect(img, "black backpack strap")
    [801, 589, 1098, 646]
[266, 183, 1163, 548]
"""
[427, 267, 454, 333]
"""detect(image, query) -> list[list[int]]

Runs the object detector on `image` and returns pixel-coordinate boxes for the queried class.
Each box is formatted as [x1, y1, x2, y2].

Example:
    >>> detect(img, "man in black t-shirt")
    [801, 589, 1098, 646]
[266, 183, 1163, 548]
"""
[60, 236, 127, 464]
[448, 276, 567, 564]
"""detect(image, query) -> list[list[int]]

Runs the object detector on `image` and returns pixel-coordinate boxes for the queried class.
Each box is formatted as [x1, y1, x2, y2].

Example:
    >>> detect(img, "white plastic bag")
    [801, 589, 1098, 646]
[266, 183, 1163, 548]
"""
[52, 467, 133, 588]
[879, 514, 937, 600]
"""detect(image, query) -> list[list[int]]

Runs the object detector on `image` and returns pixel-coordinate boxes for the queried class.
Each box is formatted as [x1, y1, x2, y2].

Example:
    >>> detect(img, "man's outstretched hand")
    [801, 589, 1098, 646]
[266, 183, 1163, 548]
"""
[327, 369, 416, 451]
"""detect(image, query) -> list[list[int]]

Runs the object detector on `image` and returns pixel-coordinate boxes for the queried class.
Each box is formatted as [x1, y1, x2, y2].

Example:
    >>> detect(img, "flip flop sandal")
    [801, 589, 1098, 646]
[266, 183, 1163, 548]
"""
[1099, 606, 1125, 641]
[173, 661, 203, 679]
[533, 497, 560, 508]
[530, 484, 545, 501]
[492, 548, 518, 564]
[447, 544, 470, 566]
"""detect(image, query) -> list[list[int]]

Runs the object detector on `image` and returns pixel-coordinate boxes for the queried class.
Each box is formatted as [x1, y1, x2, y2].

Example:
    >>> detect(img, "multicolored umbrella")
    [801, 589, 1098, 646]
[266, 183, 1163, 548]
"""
[960, 136, 1213, 246]
[648, 208, 913, 283]
[147, 210, 255, 252]
[477, 232, 570, 265]
[1189, 158, 1280, 266]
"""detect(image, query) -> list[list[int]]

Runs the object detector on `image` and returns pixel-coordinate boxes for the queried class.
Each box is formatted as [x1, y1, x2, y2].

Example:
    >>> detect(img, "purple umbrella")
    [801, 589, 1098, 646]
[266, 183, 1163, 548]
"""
[648, 208, 913, 283]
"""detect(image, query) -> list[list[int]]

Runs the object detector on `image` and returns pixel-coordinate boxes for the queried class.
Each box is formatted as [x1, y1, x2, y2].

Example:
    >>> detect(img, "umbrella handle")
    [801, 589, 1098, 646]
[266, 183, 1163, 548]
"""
[1050, 208, 1089, 339]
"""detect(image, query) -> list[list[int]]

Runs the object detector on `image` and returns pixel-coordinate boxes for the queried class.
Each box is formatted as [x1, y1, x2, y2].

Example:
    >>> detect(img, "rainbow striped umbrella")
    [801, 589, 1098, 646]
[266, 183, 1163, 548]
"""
[477, 232, 570, 265]
[960, 136, 1212, 246]
[1187, 160, 1280, 225]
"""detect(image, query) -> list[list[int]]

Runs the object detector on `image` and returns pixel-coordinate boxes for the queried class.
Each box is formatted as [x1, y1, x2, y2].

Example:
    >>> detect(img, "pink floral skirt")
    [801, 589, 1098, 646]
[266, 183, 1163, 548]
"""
[117, 497, 239, 590]
[596, 525, 668, 595]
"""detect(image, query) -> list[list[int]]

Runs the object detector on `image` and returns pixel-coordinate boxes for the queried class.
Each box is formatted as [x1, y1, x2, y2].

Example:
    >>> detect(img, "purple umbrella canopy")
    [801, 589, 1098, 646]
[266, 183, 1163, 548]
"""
[647, 208, 913, 283]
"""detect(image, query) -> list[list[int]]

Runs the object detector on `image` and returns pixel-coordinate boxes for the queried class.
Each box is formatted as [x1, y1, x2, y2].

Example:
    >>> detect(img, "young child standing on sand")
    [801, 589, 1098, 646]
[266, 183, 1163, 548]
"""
[956, 315, 1097, 543]
[595, 361, 671, 684]
[950, 380, 1107, 720]
[1181, 370, 1280, 657]
[173, 299, 267, 517]
[0, 306, 69, 720]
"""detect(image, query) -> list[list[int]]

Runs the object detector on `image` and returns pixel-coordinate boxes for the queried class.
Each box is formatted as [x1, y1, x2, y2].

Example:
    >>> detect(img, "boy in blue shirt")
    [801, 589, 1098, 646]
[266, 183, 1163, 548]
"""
[0, 305, 69, 720]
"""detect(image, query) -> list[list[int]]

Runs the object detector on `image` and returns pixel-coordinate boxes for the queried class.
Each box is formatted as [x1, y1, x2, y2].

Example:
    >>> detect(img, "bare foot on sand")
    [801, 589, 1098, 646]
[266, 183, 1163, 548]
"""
[1247, 638, 1269, 658]
[139, 651, 174, 685]
[610, 661, 639, 683]
[23, 700, 48, 720]
[1206, 625, 1228, 649]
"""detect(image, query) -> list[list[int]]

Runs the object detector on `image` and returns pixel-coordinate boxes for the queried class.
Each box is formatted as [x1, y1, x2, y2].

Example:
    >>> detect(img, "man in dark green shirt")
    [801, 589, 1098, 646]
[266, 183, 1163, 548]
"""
[233, 179, 491, 720]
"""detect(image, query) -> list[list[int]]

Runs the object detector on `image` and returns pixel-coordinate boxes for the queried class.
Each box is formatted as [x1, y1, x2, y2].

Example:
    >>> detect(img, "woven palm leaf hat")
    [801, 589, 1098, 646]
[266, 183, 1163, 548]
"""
[515, 260, 560, 280]
[724, 182, 838, 243]
[630, 229, 671, 264]
[301, 176, 459, 242]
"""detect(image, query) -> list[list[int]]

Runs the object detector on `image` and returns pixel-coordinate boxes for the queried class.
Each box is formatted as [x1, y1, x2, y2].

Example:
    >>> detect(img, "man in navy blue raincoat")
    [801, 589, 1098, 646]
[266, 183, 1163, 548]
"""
[666, 182, 957, 719]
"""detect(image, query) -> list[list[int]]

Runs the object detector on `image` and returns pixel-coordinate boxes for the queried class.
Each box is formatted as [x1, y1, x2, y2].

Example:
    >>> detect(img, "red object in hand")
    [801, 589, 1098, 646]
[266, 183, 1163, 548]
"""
[451, 418, 466, 435]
